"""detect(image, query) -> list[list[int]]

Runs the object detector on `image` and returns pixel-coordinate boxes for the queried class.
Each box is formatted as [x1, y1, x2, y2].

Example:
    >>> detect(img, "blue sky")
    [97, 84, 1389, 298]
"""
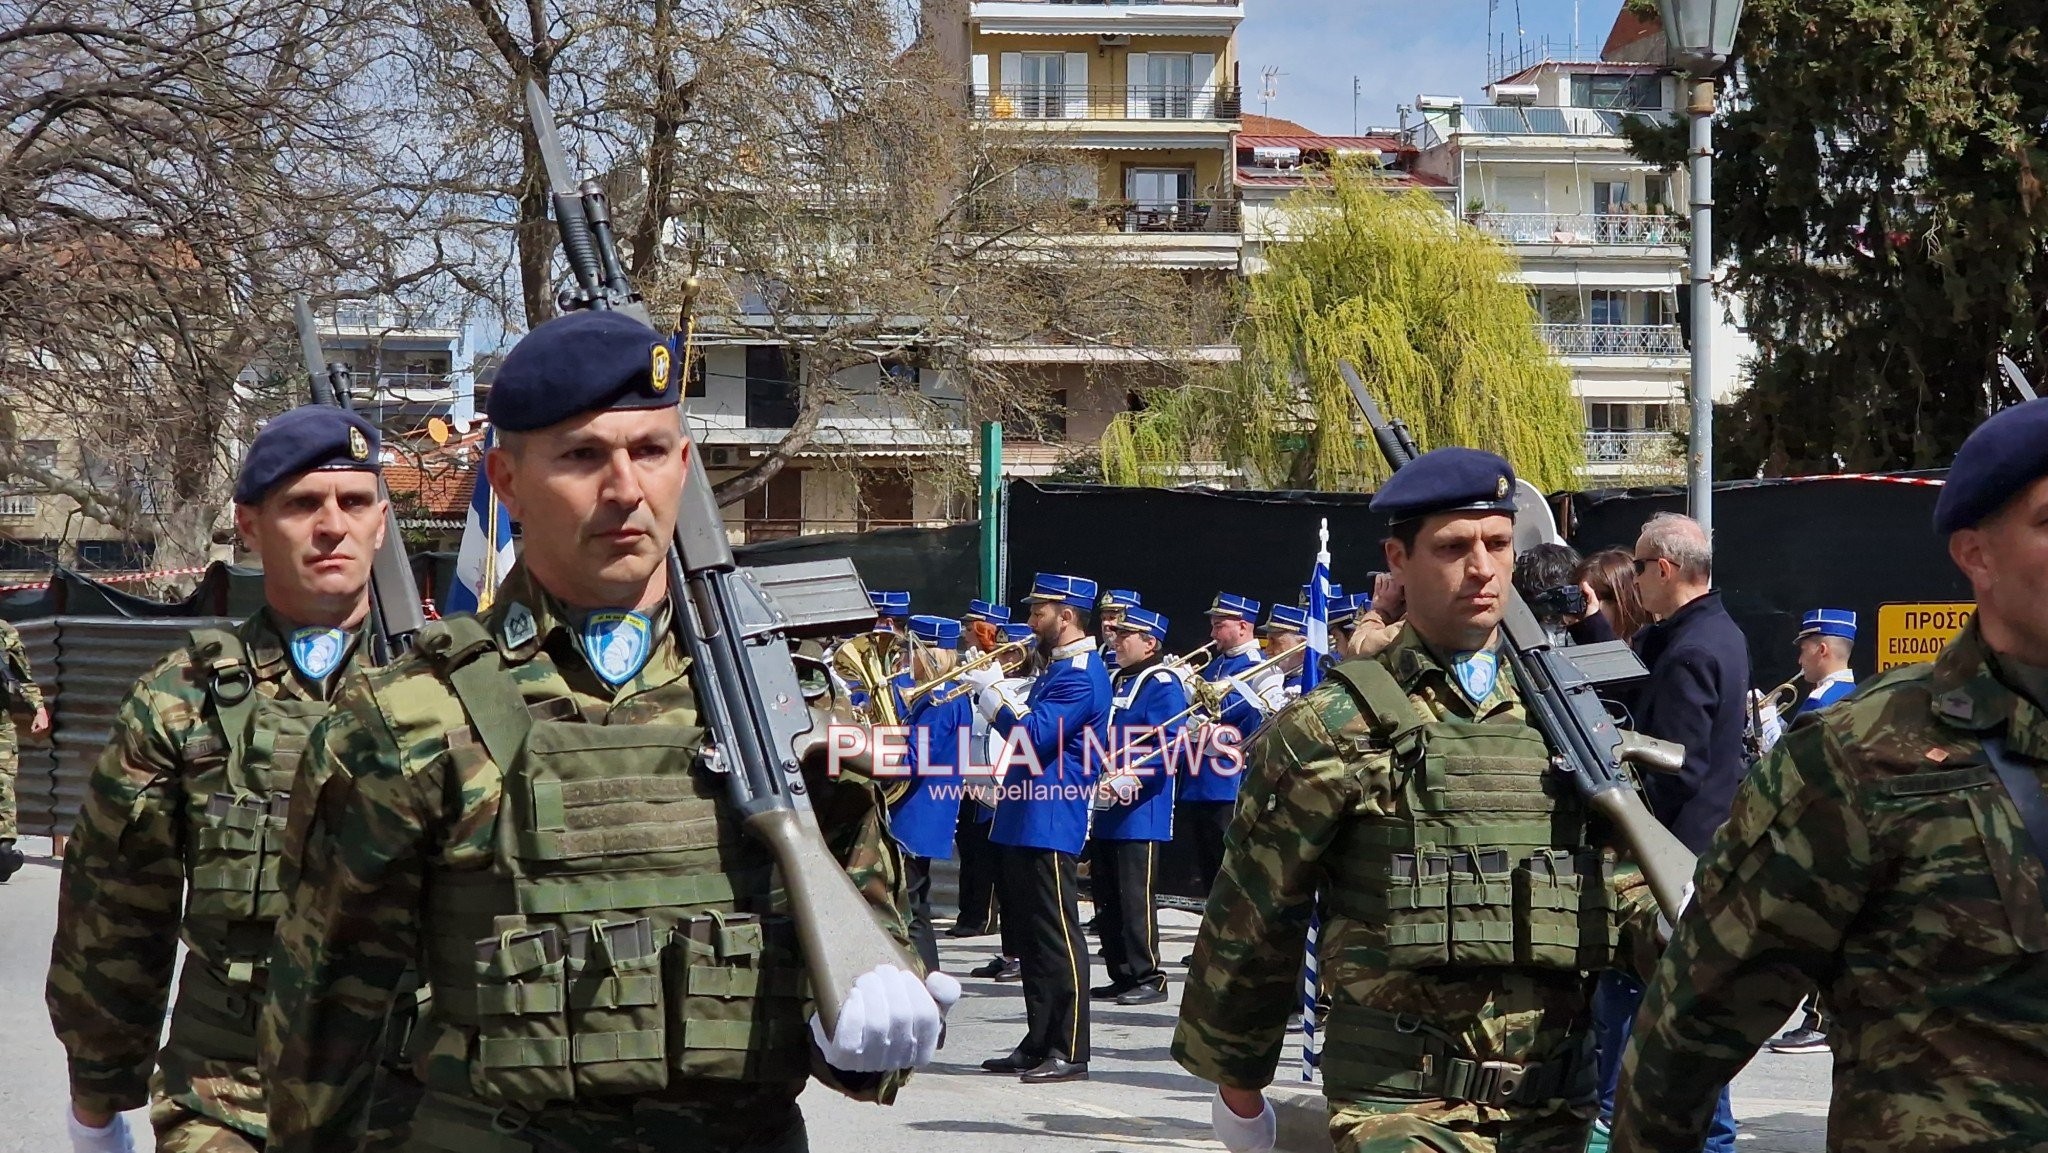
[1236, 0, 1627, 133]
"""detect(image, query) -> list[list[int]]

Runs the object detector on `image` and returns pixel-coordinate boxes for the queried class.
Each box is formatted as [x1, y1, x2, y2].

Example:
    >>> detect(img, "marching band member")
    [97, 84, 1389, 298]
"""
[1089, 607, 1186, 1007]
[963, 598, 1012, 655]
[1791, 609, 1859, 718]
[964, 620, 1039, 975]
[1178, 594, 1283, 906]
[893, 615, 976, 973]
[833, 589, 911, 710]
[960, 574, 1110, 1084]
[1098, 589, 1143, 672]
[1261, 604, 1312, 698]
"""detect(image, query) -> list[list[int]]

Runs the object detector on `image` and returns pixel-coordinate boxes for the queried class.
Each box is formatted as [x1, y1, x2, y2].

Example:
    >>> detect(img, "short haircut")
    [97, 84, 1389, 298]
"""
[1388, 519, 1422, 552]
[1638, 512, 1712, 583]
[1822, 634, 1852, 661]
[1513, 542, 1582, 602]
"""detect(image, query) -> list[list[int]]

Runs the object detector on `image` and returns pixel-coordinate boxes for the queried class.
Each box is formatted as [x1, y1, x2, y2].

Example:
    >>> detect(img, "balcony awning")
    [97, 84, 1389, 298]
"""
[1514, 266, 1680, 289]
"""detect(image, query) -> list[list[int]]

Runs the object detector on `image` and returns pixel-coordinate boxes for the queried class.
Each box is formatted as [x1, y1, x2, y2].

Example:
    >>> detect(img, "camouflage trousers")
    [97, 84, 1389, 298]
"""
[399, 1088, 809, 1153]
[150, 1098, 261, 1153]
[1327, 1095, 1596, 1153]
[0, 717, 16, 839]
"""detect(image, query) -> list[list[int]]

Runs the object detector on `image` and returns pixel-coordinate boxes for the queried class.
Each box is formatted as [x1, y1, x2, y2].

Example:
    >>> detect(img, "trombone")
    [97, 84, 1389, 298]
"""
[900, 639, 1034, 708]
[1161, 646, 1298, 731]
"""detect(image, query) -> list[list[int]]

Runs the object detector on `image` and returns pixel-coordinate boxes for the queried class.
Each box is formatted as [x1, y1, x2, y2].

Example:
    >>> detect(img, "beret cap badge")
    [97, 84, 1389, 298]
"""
[347, 426, 371, 461]
[650, 343, 672, 397]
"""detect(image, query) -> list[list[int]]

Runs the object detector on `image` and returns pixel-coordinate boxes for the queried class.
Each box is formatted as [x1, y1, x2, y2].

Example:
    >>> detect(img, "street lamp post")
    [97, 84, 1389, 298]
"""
[1656, 0, 1743, 539]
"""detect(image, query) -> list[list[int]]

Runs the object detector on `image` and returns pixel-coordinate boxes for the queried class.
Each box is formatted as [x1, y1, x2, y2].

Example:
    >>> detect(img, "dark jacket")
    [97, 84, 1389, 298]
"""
[1632, 591, 1752, 853]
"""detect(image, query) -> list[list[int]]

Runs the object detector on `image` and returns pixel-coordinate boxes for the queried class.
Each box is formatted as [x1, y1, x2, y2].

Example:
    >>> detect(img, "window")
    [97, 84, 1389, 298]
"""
[1645, 173, 1674, 213]
[742, 468, 803, 540]
[1125, 168, 1196, 231]
[1586, 402, 1633, 431]
[1147, 53, 1194, 118]
[1589, 291, 1629, 327]
[1019, 388, 1068, 440]
[1018, 53, 1066, 118]
[1593, 181, 1632, 216]
[1570, 72, 1658, 110]
[0, 537, 59, 571]
[75, 539, 154, 572]
[685, 351, 707, 398]
[744, 346, 799, 429]
[859, 469, 914, 529]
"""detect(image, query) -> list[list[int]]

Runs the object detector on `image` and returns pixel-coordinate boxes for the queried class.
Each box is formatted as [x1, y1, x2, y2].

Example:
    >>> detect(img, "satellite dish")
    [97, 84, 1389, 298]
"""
[1512, 479, 1564, 554]
[426, 417, 451, 445]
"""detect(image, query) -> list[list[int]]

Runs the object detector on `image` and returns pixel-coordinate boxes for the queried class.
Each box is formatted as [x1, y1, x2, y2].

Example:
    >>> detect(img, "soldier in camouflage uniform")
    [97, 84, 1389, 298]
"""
[1613, 398, 2048, 1152]
[0, 614, 50, 881]
[1174, 448, 1660, 1153]
[261, 309, 952, 1153]
[45, 406, 390, 1153]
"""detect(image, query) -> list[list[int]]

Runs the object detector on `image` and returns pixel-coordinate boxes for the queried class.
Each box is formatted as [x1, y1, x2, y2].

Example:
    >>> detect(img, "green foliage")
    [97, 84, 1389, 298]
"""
[1101, 170, 1584, 491]
[1712, 0, 2048, 473]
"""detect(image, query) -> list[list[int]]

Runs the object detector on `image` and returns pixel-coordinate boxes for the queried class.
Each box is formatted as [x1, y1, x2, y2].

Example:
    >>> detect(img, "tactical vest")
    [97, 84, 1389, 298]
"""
[168, 627, 334, 1067]
[414, 617, 812, 1110]
[1319, 659, 1614, 973]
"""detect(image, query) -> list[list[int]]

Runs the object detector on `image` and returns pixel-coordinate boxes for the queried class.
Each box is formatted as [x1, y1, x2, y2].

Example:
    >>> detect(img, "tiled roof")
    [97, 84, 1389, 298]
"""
[1237, 113, 1316, 135]
[1236, 167, 1452, 189]
[383, 430, 485, 519]
[1602, 7, 1664, 59]
[1236, 133, 1414, 154]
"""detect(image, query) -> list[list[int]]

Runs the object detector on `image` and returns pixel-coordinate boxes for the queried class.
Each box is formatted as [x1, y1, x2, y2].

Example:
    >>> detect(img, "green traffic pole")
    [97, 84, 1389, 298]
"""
[978, 421, 1002, 601]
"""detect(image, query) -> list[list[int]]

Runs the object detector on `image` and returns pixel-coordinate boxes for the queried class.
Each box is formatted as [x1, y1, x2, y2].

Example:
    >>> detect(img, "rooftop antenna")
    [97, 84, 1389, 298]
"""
[1260, 66, 1281, 118]
[1352, 75, 1362, 134]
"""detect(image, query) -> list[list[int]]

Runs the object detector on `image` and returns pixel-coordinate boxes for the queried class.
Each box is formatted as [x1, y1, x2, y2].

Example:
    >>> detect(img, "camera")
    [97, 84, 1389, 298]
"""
[1527, 583, 1588, 621]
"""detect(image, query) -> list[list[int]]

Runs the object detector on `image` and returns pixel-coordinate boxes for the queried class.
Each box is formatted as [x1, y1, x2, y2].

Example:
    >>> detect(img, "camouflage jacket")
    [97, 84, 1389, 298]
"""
[260, 565, 912, 1153]
[46, 608, 364, 1126]
[1173, 625, 1658, 1112]
[0, 618, 45, 715]
[1613, 620, 2048, 1153]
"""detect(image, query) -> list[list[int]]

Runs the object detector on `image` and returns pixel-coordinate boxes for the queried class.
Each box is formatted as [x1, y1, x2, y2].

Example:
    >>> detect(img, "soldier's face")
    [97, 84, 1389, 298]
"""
[1386, 512, 1515, 651]
[488, 407, 685, 610]
[236, 470, 385, 622]
[1950, 475, 2048, 663]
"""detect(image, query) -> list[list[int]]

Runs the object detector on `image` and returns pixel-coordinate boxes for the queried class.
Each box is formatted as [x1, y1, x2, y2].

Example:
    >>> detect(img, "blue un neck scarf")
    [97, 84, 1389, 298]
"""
[288, 626, 353, 684]
[1451, 648, 1500, 707]
[578, 610, 655, 687]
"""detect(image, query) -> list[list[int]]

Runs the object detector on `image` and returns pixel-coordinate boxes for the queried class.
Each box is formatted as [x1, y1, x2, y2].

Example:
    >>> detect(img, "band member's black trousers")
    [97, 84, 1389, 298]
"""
[1088, 838, 1163, 990]
[996, 844, 1090, 1062]
[954, 808, 1002, 935]
[905, 854, 939, 972]
[1177, 799, 1235, 899]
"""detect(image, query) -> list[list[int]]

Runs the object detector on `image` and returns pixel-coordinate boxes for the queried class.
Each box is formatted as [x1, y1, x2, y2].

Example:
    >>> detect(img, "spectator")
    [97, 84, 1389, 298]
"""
[1579, 546, 1653, 642]
[1590, 512, 1749, 1153]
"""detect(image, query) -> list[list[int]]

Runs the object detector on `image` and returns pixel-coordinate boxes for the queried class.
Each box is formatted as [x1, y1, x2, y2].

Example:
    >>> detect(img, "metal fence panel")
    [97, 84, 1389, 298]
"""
[12, 618, 60, 838]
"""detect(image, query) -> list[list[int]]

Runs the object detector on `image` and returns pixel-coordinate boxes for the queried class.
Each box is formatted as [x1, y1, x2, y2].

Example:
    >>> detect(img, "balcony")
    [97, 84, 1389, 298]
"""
[0, 494, 37, 519]
[320, 304, 463, 335]
[971, 2, 1245, 37]
[972, 84, 1241, 122]
[1470, 212, 1685, 248]
[1584, 429, 1677, 464]
[969, 197, 1240, 234]
[1540, 324, 1685, 358]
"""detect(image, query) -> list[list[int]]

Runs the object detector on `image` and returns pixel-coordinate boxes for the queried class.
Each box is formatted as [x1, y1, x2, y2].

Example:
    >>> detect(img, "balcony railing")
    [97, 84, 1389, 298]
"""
[0, 494, 38, 518]
[1584, 429, 1677, 463]
[969, 197, 1240, 234]
[1540, 324, 1685, 357]
[1470, 212, 1686, 246]
[971, 84, 1241, 121]
[323, 305, 463, 332]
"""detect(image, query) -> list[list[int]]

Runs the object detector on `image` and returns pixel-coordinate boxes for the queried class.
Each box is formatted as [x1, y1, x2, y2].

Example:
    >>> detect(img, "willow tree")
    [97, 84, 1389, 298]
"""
[1102, 170, 1584, 491]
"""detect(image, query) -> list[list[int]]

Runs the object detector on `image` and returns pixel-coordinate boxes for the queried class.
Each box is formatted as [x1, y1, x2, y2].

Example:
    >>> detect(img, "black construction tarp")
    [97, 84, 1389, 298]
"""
[735, 523, 984, 617]
[0, 563, 267, 622]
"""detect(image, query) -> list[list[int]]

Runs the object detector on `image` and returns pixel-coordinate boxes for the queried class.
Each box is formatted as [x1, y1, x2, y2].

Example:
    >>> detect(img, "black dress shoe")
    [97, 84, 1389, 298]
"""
[992, 958, 1023, 982]
[1090, 981, 1134, 1000]
[1116, 982, 1168, 1006]
[981, 1049, 1042, 1074]
[947, 923, 994, 939]
[970, 956, 1021, 980]
[1018, 1057, 1089, 1083]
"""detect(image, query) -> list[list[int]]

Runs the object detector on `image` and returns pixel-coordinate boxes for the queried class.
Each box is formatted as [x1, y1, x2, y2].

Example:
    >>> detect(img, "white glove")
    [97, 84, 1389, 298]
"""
[809, 964, 960, 1073]
[976, 680, 1027, 724]
[67, 1111, 135, 1153]
[961, 663, 1003, 691]
[1211, 1090, 1276, 1153]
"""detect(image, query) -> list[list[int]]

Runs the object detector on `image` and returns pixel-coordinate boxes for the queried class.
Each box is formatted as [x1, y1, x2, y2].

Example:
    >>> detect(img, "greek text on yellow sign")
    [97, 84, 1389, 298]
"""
[1876, 603, 1975, 672]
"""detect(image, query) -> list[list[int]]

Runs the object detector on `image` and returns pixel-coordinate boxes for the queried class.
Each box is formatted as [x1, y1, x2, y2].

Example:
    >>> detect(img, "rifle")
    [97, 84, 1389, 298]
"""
[1998, 354, 2040, 403]
[291, 296, 427, 662]
[524, 80, 908, 1037]
[1337, 360, 1698, 920]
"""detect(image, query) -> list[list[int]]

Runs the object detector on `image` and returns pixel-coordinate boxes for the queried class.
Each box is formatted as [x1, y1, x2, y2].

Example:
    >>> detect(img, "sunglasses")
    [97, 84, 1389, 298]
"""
[1632, 556, 1664, 576]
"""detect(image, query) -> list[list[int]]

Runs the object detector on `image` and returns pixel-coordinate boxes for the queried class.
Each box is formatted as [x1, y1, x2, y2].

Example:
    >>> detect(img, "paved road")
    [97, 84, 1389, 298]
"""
[1, 838, 1829, 1152]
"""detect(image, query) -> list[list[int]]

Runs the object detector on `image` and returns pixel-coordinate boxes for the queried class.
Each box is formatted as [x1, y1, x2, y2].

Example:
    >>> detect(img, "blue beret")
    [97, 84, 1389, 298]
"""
[1207, 592, 1261, 621]
[1934, 399, 2048, 534]
[1113, 606, 1169, 641]
[964, 599, 1012, 625]
[1371, 448, 1518, 524]
[908, 614, 961, 646]
[1001, 623, 1036, 644]
[1100, 589, 1143, 612]
[869, 590, 911, 617]
[1023, 573, 1097, 611]
[1799, 609, 1857, 642]
[488, 311, 679, 433]
[235, 406, 380, 505]
[1262, 604, 1309, 633]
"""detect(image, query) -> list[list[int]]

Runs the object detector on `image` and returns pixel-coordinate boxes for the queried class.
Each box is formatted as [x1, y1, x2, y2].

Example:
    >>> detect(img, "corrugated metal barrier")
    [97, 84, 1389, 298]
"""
[15, 616, 233, 839]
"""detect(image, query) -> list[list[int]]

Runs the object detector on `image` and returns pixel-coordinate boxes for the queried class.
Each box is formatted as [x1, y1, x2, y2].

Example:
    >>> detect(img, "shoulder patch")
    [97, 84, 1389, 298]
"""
[1068, 654, 1088, 671]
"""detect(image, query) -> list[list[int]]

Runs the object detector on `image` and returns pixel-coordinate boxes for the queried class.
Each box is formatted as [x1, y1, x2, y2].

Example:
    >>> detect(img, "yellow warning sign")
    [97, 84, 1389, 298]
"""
[1876, 603, 1975, 672]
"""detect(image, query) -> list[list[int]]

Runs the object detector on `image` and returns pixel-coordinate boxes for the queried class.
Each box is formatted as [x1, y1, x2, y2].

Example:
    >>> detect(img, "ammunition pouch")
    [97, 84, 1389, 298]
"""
[1320, 1002, 1597, 1107]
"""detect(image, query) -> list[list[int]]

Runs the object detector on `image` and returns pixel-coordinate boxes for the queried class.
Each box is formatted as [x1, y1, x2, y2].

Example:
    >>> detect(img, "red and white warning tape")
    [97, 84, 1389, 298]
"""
[0, 565, 210, 595]
[1776, 473, 1945, 488]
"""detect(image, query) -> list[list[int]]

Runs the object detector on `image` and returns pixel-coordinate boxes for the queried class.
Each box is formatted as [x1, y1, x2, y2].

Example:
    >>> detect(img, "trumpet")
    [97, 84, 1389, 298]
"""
[1162, 640, 1218, 673]
[901, 639, 1034, 708]
[1163, 647, 1296, 731]
[1759, 676, 1805, 721]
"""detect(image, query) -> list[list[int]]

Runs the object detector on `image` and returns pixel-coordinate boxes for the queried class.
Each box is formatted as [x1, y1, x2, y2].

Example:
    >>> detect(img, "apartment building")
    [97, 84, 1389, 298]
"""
[313, 301, 478, 429]
[1234, 114, 1457, 274]
[1410, 38, 1748, 479]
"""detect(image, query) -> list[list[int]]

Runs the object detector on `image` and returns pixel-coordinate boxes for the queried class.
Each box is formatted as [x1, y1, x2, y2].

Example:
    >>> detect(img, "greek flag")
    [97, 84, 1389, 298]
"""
[1303, 519, 1333, 693]
[447, 428, 515, 614]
